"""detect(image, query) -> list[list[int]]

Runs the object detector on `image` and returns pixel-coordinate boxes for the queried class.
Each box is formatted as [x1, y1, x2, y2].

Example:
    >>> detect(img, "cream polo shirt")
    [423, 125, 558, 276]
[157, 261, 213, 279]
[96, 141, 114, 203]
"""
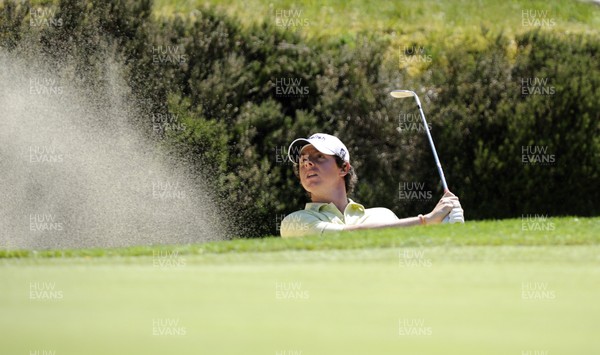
[280, 199, 399, 238]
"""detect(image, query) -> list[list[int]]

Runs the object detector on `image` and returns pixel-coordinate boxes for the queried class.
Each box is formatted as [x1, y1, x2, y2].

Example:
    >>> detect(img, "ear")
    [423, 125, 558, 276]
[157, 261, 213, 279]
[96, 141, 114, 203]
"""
[339, 163, 350, 177]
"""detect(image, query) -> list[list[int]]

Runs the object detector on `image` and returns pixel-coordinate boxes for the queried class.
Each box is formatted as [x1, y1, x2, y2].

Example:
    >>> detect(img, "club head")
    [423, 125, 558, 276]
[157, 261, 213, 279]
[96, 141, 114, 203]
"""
[389, 90, 416, 99]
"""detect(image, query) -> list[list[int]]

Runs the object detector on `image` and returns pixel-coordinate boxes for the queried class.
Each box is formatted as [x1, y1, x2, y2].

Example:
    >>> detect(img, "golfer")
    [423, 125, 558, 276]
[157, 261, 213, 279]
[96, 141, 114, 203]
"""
[280, 133, 464, 238]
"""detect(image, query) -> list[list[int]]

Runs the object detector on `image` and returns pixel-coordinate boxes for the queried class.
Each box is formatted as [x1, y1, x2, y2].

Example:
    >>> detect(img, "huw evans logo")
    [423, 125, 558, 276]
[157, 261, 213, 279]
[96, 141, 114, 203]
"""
[152, 180, 186, 199]
[398, 182, 432, 201]
[521, 10, 556, 27]
[151, 113, 186, 133]
[273, 8, 310, 27]
[521, 282, 556, 300]
[520, 77, 555, 95]
[29, 78, 63, 95]
[397, 111, 431, 132]
[399, 249, 432, 268]
[151, 46, 187, 64]
[277, 214, 309, 233]
[274, 77, 310, 97]
[152, 318, 187, 336]
[153, 250, 186, 268]
[30, 282, 63, 300]
[29, 146, 64, 163]
[399, 45, 432, 64]
[29, 214, 63, 232]
[30, 8, 63, 27]
[521, 214, 555, 231]
[398, 318, 432, 336]
[273, 145, 303, 164]
[521, 146, 555, 165]
[275, 281, 310, 300]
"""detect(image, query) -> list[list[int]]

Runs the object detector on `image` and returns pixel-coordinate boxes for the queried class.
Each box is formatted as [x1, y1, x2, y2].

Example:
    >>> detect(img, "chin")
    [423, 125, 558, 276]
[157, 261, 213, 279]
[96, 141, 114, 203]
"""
[301, 183, 317, 195]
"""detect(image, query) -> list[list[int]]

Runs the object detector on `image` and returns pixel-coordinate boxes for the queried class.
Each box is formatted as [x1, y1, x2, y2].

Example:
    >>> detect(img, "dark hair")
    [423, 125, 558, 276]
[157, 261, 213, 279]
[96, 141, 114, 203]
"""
[293, 155, 358, 197]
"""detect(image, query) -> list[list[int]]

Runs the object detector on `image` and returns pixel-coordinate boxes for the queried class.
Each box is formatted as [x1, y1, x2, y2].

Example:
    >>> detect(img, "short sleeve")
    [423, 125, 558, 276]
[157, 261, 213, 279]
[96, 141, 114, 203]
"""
[280, 210, 345, 238]
[362, 208, 399, 224]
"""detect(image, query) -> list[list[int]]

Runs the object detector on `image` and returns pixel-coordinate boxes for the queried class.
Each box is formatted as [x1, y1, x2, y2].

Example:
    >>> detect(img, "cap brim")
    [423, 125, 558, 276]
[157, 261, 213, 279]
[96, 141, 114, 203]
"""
[287, 138, 311, 164]
[287, 138, 338, 164]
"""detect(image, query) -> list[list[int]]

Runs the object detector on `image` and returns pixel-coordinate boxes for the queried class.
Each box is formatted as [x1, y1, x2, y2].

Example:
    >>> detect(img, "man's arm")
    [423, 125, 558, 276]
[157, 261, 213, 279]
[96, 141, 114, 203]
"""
[343, 216, 422, 231]
[280, 211, 344, 238]
[344, 191, 461, 231]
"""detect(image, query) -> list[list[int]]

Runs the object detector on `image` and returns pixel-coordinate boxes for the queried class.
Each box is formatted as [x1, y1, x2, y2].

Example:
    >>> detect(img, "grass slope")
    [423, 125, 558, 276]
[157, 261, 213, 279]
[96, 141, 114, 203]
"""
[2, 217, 598, 258]
[154, 0, 600, 38]
[1, 218, 599, 354]
[153, 0, 600, 75]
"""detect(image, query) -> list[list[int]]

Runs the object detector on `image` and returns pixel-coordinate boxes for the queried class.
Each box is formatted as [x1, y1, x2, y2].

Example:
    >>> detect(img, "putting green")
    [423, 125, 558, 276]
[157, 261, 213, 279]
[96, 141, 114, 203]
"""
[2, 245, 598, 354]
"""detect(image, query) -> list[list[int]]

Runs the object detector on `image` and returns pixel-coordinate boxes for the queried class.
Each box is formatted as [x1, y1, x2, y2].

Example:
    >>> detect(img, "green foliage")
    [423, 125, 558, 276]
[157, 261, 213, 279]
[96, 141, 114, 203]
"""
[153, 0, 600, 39]
[510, 30, 600, 216]
[424, 29, 600, 219]
[1, 0, 598, 238]
[0, 0, 28, 49]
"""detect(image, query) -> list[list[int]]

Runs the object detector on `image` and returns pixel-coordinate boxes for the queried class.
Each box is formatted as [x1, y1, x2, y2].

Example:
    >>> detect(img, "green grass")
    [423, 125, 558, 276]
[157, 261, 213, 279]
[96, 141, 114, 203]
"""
[1, 218, 599, 354]
[153, 0, 600, 77]
[2, 217, 598, 258]
[154, 0, 600, 38]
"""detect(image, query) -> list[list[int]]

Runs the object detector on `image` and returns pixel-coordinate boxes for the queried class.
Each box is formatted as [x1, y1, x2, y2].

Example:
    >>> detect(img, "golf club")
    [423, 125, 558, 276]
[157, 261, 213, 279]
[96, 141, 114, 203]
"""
[390, 90, 449, 193]
[391, 90, 461, 224]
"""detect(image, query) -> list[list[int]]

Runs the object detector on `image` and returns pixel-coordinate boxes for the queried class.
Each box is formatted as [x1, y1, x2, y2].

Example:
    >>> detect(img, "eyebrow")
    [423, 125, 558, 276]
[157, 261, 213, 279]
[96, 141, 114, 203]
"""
[300, 148, 317, 156]
[300, 146, 317, 154]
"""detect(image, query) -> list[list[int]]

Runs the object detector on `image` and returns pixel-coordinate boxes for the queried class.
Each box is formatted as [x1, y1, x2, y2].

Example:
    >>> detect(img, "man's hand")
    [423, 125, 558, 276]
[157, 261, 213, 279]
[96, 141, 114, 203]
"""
[426, 191, 464, 224]
[443, 206, 465, 224]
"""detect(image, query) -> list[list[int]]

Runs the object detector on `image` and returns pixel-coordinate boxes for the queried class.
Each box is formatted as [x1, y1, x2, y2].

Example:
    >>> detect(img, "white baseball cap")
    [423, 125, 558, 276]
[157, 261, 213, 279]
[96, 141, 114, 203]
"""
[288, 133, 350, 164]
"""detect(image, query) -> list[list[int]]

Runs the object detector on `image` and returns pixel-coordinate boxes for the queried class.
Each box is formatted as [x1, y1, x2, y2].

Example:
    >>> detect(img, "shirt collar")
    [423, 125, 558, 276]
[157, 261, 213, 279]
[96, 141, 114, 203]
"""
[305, 198, 365, 215]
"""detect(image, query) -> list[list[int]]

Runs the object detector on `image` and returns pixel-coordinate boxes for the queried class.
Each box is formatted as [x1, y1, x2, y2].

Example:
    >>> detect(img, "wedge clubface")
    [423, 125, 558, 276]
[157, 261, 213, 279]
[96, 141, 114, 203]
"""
[390, 90, 449, 192]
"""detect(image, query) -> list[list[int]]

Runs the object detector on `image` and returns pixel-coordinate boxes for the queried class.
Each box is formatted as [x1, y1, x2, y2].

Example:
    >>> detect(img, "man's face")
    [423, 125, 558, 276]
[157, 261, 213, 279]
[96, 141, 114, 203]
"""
[298, 145, 345, 197]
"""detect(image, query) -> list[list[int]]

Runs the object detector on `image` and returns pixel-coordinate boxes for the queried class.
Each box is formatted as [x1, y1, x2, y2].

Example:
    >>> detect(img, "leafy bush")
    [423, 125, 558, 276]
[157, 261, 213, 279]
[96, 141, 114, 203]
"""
[1, 0, 598, 238]
[424, 29, 600, 219]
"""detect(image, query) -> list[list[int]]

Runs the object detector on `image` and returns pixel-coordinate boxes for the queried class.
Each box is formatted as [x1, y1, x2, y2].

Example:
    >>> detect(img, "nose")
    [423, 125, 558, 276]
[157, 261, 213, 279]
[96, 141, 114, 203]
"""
[300, 156, 315, 168]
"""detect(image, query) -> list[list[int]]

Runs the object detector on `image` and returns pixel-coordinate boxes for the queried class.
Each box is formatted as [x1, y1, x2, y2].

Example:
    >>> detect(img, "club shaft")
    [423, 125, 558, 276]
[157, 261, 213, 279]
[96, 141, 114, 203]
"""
[416, 101, 449, 192]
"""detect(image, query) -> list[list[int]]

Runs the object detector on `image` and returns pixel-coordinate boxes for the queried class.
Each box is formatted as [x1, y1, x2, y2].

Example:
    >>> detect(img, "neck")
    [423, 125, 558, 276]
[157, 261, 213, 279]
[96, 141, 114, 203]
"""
[311, 187, 348, 214]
